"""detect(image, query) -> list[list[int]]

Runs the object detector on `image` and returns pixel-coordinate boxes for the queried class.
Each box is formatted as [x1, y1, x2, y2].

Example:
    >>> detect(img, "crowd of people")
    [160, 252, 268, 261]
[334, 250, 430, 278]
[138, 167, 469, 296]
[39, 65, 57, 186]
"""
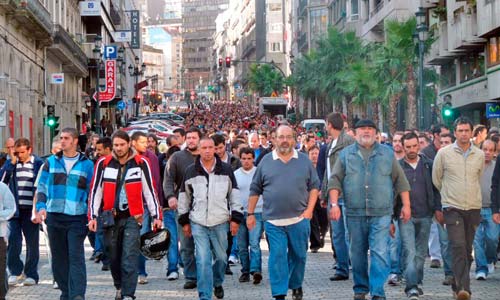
[0, 101, 499, 300]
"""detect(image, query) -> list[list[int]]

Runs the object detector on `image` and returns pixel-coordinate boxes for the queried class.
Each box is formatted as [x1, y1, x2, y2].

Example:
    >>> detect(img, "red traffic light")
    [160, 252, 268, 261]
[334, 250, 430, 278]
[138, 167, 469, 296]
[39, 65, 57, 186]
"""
[225, 57, 231, 68]
[218, 58, 223, 67]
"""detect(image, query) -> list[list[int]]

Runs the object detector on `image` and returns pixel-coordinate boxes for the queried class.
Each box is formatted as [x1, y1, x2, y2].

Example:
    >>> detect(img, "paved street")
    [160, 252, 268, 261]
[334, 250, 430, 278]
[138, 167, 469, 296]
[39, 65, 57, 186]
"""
[6, 236, 500, 300]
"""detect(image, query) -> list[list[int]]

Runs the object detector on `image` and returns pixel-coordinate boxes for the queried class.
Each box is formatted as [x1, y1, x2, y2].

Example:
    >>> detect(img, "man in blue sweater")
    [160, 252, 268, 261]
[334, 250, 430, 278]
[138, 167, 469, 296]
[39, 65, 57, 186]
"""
[248, 125, 320, 300]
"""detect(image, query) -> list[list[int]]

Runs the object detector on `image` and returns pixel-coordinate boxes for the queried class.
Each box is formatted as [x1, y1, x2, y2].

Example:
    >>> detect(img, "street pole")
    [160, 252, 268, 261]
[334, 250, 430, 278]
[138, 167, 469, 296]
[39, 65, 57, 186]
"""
[95, 61, 101, 135]
[418, 40, 424, 130]
[135, 74, 139, 116]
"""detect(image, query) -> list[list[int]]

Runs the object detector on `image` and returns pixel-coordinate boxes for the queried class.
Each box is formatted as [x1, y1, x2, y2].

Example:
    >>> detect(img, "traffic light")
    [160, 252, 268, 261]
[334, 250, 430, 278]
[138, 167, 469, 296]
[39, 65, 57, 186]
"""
[53, 116, 60, 136]
[441, 101, 454, 125]
[225, 56, 231, 68]
[218, 58, 223, 68]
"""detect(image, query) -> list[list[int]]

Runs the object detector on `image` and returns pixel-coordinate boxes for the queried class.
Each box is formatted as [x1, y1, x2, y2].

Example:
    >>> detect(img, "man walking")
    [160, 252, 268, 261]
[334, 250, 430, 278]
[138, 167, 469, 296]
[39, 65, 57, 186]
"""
[473, 139, 498, 280]
[0, 138, 43, 286]
[235, 147, 264, 284]
[328, 119, 411, 300]
[396, 133, 442, 299]
[320, 112, 354, 281]
[88, 130, 162, 300]
[178, 137, 243, 300]
[163, 127, 202, 289]
[433, 117, 484, 300]
[36, 128, 95, 300]
[248, 125, 320, 300]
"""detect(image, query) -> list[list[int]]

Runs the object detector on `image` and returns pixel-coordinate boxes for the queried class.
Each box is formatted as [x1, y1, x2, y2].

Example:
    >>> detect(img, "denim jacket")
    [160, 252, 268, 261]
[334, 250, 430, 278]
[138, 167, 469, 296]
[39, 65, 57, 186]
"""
[339, 142, 395, 217]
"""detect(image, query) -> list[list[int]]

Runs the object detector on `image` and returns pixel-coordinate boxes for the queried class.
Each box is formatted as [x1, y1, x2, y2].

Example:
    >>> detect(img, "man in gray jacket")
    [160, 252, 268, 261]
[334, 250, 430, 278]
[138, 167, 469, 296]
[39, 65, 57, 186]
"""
[163, 127, 201, 289]
[178, 136, 243, 300]
[0, 182, 15, 299]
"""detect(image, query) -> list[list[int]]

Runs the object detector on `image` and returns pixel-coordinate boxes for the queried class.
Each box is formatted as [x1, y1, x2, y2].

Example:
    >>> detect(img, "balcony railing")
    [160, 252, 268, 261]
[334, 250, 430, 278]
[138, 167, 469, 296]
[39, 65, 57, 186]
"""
[52, 24, 88, 70]
[15, 0, 52, 37]
[0, 0, 17, 13]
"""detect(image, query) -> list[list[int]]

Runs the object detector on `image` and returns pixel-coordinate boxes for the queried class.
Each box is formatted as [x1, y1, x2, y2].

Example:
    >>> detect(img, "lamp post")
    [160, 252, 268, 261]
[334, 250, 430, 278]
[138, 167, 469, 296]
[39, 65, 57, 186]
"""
[92, 35, 102, 135]
[128, 56, 146, 117]
[415, 7, 428, 130]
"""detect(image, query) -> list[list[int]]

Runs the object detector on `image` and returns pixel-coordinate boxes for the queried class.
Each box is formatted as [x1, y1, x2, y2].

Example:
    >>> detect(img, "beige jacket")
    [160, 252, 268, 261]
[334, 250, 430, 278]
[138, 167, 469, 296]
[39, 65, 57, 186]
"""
[432, 143, 484, 210]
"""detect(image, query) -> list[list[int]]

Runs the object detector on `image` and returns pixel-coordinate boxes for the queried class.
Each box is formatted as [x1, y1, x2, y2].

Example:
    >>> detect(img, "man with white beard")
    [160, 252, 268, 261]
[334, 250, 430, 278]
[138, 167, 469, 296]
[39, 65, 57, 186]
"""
[328, 119, 411, 300]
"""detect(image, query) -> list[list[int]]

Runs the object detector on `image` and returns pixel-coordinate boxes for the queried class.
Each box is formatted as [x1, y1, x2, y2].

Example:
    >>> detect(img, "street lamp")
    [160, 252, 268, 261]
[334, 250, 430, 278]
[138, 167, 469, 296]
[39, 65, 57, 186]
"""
[414, 7, 428, 130]
[129, 56, 146, 116]
[93, 35, 102, 135]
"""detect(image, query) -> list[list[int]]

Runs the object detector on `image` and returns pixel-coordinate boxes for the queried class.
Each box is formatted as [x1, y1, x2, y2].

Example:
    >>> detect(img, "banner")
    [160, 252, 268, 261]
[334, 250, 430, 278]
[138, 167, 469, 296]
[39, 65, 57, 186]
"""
[93, 60, 116, 103]
[79, 1, 100, 16]
[131, 10, 140, 49]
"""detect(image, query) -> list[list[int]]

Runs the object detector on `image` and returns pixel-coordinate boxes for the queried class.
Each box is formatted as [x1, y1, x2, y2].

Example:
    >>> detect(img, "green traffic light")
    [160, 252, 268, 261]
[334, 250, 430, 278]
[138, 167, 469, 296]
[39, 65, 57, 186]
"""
[47, 118, 55, 127]
[443, 109, 452, 117]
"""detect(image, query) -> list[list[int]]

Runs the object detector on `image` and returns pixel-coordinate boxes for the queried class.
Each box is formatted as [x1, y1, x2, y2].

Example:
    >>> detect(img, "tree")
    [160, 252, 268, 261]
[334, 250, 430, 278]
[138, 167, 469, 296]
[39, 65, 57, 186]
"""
[248, 64, 284, 97]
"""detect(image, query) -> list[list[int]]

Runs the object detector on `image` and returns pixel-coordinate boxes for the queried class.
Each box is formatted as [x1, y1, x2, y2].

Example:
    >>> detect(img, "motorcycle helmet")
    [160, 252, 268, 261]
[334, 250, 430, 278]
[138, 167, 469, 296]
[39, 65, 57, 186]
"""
[140, 228, 170, 260]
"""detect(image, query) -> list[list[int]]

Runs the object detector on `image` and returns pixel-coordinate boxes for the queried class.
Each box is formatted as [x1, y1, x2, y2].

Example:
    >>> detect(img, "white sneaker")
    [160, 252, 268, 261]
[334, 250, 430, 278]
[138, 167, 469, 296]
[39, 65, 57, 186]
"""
[23, 277, 36, 286]
[475, 271, 487, 280]
[488, 263, 495, 275]
[8, 275, 22, 285]
[53, 280, 59, 289]
[122, 297, 134, 300]
[228, 255, 239, 265]
[138, 275, 148, 284]
[167, 271, 179, 281]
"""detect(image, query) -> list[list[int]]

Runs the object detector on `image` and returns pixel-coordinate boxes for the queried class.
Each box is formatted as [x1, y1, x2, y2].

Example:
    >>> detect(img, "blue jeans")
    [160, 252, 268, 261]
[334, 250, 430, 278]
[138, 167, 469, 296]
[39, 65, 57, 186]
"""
[436, 219, 453, 276]
[399, 217, 432, 293]
[138, 209, 151, 277]
[178, 212, 197, 282]
[106, 217, 141, 298]
[95, 217, 110, 266]
[347, 215, 391, 298]
[46, 213, 88, 300]
[237, 213, 264, 274]
[473, 208, 499, 275]
[7, 209, 39, 282]
[163, 210, 179, 275]
[328, 204, 350, 277]
[265, 218, 310, 297]
[191, 222, 228, 300]
[389, 221, 402, 275]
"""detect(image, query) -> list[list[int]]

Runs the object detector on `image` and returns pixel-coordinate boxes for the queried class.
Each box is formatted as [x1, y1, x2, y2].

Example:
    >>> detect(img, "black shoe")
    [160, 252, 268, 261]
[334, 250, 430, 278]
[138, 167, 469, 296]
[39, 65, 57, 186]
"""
[239, 273, 250, 282]
[214, 286, 224, 299]
[329, 274, 349, 281]
[101, 264, 110, 271]
[94, 252, 103, 263]
[183, 281, 197, 289]
[225, 265, 233, 275]
[353, 293, 366, 300]
[89, 252, 98, 261]
[310, 247, 320, 253]
[292, 287, 303, 300]
[253, 272, 262, 285]
[274, 296, 286, 300]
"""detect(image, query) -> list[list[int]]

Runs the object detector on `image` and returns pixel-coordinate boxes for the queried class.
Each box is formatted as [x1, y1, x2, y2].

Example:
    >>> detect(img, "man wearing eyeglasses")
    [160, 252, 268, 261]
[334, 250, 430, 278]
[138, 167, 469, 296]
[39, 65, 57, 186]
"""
[247, 125, 320, 300]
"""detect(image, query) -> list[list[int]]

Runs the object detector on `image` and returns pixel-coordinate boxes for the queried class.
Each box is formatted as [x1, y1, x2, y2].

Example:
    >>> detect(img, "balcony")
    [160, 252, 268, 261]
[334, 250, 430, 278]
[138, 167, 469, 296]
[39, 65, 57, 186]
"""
[0, 0, 17, 13]
[477, 0, 500, 37]
[13, 0, 52, 44]
[361, 0, 410, 41]
[427, 21, 455, 65]
[447, 7, 485, 52]
[48, 25, 88, 77]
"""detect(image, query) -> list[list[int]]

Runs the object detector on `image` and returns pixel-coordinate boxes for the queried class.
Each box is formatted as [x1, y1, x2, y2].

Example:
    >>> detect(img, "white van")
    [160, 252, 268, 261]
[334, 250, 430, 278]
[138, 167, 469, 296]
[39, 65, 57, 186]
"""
[301, 119, 326, 132]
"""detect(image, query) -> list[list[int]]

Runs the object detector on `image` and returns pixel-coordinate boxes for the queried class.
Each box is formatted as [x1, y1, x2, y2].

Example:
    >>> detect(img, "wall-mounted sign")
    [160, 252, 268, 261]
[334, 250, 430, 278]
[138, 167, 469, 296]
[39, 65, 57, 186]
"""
[114, 31, 132, 43]
[51, 73, 64, 84]
[486, 103, 500, 119]
[103, 45, 117, 60]
[130, 10, 140, 49]
[0, 100, 6, 127]
[79, 0, 100, 16]
[93, 60, 116, 102]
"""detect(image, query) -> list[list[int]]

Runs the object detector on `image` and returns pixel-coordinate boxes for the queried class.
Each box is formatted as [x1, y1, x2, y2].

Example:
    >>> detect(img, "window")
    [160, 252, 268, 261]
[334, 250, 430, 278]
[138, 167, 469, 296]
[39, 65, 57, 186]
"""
[269, 3, 282, 11]
[488, 37, 499, 66]
[440, 62, 456, 89]
[351, 0, 359, 16]
[459, 53, 485, 83]
[310, 8, 328, 42]
[269, 42, 281, 52]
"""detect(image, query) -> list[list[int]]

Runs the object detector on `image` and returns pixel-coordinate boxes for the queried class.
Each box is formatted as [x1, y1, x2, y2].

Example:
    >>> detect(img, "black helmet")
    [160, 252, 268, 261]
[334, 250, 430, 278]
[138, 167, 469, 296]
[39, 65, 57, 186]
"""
[140, 228, 170, 260]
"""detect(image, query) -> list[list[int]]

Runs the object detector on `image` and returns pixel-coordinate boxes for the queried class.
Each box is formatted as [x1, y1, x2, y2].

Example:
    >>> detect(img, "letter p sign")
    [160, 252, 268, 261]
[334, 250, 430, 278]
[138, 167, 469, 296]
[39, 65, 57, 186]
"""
[104, 45, 117, 60]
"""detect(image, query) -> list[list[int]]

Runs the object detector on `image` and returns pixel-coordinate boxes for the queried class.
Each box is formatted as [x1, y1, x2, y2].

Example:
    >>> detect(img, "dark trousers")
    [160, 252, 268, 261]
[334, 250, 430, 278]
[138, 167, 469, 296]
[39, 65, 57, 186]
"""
[310, 202, 328, 249]
[105, 217, 141, 298]
[46, 213, 88, 300]
[0, 238, 7, 300]
[444, 208, 481, 294]
[7, 209, 39, 281]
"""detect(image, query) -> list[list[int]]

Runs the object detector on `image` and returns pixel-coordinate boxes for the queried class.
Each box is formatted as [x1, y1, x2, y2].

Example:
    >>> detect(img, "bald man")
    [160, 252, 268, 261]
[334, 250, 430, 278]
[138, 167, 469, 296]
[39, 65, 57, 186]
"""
[248, 126, 320, 300]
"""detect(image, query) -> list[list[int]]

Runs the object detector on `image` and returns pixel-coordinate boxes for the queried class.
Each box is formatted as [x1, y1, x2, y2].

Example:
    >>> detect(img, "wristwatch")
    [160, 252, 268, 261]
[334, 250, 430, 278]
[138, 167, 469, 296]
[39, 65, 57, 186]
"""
[330, 203, 338, 208]
[247, 212, 255, 216]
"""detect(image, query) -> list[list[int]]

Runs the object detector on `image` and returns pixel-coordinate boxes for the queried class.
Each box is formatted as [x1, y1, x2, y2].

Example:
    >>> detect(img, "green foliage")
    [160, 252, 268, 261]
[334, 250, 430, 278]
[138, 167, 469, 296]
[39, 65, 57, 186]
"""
[248, 64, 284, 97]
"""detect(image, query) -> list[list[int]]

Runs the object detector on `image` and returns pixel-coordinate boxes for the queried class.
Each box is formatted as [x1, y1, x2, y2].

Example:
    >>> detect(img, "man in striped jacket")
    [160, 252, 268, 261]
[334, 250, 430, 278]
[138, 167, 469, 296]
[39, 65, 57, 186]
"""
[35, 127, 95, 300]
[0, 137, 43, 286]
[88, 130, 162, 300]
